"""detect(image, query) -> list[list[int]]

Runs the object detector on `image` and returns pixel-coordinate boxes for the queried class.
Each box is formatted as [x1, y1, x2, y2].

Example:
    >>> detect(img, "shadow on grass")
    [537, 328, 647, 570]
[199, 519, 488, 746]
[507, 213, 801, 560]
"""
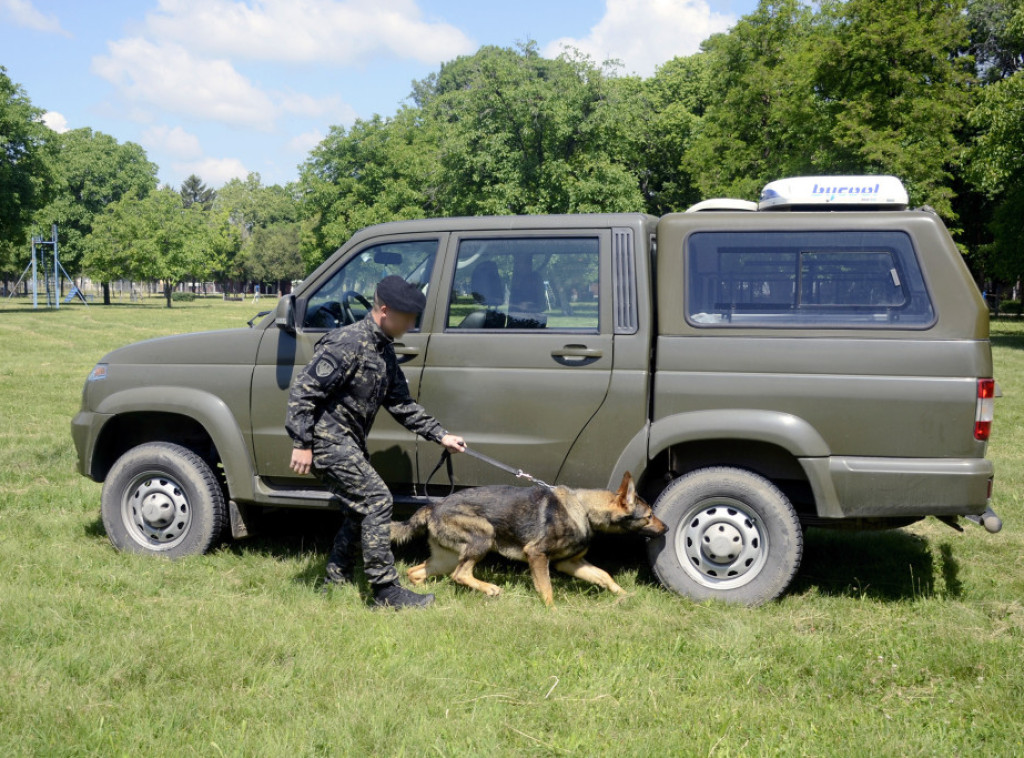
[791, 528, 962, 601]
[85, 509, 963, 603]
[199, 508, 664, 597]
[991, 333, 1024, 352]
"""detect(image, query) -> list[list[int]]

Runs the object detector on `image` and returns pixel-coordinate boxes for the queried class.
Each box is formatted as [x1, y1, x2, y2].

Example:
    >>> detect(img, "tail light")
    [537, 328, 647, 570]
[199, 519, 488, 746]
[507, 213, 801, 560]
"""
[975, 379, 995, 441]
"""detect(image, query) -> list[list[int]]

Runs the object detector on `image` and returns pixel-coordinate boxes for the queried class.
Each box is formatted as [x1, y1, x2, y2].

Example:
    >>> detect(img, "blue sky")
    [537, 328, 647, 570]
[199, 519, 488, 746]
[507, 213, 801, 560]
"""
[1, 0, 757, 190]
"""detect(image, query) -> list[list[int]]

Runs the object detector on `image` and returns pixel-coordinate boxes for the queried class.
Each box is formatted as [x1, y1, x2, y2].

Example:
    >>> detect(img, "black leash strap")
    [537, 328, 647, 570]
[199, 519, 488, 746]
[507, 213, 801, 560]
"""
[423, 446, 553, 497]
[424, 448, 456, 496]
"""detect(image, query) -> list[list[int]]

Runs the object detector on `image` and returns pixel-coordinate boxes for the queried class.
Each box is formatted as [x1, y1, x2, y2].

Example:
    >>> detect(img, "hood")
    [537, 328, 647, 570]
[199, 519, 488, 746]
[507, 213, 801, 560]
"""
[100, 328, 265, 366]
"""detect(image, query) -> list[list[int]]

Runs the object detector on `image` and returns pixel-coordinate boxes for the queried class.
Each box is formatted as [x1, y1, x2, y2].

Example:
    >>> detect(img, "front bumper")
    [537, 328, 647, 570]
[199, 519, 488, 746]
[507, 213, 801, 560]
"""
[71, 410, 113, 480]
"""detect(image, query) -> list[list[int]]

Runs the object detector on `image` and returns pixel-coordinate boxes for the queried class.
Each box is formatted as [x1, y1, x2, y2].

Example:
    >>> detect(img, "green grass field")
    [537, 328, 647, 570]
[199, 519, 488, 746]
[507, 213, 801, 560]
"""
[1, 297, 1022, 756]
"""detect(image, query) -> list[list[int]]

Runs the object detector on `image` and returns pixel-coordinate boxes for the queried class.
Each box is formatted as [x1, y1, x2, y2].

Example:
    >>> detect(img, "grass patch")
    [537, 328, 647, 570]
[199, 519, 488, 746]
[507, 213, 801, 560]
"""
[1, 299, 1022, 755]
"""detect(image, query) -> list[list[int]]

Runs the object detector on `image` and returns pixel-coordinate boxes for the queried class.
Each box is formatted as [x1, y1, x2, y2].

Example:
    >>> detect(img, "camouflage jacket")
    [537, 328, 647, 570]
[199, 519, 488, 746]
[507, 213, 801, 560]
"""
[285, 316, 447, 451]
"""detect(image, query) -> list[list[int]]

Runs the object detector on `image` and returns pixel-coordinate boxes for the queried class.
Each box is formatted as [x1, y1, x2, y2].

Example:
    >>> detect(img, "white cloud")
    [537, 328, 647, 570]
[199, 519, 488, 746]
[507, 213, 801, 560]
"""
[279, 92, 356, 123]
[286, 129, 325, 153]
[42, 111, 69, 133]
[92, 38, 279, 130]
[141, 125, 203, 160]
[144, 0, 475, 65]
[1, 0, 71, 37]
[172, 157, 250, 187]
[543, 0, 734, 77]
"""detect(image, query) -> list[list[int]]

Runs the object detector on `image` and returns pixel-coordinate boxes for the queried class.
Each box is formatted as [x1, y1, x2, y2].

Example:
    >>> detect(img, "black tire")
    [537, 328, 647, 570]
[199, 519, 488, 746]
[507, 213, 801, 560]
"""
[647, 467, 803, 606]
[101, 442, 227, 558]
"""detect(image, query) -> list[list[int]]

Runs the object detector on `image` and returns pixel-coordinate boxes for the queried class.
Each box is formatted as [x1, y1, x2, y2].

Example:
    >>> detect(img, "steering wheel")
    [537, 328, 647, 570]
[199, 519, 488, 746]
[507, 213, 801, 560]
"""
[340, 290, 372, 324]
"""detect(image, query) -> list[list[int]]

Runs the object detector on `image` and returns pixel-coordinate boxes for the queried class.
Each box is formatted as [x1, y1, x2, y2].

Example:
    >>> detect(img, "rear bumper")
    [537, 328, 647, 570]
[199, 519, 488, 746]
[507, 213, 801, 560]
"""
[71, 410, 112, 480]
[800, 456, 994, 518]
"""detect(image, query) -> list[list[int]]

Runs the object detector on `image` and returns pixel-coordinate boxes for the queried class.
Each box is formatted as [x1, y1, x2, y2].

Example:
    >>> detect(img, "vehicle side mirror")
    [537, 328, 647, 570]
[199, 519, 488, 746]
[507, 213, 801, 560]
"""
[275, 294, 296, 333]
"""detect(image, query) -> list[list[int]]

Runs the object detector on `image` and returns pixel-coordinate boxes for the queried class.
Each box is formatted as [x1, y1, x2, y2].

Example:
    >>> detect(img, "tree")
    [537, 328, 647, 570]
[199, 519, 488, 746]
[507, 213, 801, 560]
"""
[247, 222, 303, 293]
[212, 172, 299, 288]
[809, 0, 975, 219]
[685, 0, 817, 201]
[639, 53, 715, 214]
[968, 0, 1024, 81]
[32, 128, 158, 300]
[84, 188, 213, 307]
[0, 66, 53, 277]
[180, 174, 216, 210]
[421, 43, 645, 217]
[967, 70, 1024, 282]
[299, 108, 441, 271]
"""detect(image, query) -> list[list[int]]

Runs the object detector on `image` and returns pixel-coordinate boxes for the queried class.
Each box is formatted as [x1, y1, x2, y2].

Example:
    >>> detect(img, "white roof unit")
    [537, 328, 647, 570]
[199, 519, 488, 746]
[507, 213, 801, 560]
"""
[758, 175, 909, 211]
[685, 198, 758, 213]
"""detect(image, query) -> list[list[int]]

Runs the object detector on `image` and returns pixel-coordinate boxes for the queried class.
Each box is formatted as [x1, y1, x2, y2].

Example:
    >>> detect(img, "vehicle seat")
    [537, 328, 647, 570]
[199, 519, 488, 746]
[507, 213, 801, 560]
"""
[459, 260, 507, 328]
[507, 270, 548, 328]
[471, 261, 504, 305]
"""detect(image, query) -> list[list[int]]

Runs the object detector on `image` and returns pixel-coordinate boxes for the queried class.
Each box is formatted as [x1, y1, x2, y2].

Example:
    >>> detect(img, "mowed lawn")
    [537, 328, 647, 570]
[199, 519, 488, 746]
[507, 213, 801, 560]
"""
[1, 296, 1022, 757]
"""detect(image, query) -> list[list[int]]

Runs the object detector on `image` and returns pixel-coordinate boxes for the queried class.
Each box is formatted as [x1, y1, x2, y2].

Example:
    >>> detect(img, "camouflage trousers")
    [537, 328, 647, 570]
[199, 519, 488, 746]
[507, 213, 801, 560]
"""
[312, 440, 399, 587]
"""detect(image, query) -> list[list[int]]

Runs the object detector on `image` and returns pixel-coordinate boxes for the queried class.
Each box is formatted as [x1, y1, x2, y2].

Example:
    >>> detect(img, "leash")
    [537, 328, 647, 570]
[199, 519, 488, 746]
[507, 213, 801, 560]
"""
[423, 446, 553, 496]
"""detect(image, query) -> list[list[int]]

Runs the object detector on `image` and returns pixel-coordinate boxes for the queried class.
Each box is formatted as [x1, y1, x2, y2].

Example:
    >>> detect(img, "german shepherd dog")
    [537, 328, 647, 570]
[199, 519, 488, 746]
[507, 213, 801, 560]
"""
[390, 472, 667, 606]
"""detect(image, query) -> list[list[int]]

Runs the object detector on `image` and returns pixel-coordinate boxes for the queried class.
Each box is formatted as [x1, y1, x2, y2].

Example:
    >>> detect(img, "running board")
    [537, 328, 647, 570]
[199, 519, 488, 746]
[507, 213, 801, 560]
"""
[252, 476, 442, 509]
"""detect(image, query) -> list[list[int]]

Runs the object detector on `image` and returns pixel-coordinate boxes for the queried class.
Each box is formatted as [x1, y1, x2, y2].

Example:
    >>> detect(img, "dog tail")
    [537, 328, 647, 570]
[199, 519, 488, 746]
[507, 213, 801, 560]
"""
[390, 505, 431, 544]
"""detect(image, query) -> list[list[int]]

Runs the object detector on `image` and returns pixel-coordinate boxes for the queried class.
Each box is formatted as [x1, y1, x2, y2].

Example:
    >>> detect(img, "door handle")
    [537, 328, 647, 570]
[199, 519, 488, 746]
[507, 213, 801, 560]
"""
[393, 344, 420, 364]
[551, 345, 603, 366]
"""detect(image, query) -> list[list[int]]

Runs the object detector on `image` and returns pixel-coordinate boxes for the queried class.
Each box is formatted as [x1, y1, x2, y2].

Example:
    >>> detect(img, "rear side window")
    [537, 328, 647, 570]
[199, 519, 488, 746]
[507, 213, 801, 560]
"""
[446, 237, 600, 331]
[686, 231, 934, 328]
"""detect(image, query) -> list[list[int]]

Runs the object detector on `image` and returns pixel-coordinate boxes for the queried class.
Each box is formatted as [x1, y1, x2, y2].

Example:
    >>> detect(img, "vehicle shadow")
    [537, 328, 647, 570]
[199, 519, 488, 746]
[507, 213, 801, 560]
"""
[790, 527, 962, 601]
[84, 511, 962, 603]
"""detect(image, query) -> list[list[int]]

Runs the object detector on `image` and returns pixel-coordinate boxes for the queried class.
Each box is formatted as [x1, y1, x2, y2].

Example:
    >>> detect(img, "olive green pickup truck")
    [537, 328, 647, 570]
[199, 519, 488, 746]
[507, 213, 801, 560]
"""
[72, 175, 1001, 605]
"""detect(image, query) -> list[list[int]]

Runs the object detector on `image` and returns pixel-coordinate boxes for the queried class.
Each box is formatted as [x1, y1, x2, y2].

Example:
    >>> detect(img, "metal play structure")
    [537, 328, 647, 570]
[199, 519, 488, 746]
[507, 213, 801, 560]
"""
[5, 225, 87, 308]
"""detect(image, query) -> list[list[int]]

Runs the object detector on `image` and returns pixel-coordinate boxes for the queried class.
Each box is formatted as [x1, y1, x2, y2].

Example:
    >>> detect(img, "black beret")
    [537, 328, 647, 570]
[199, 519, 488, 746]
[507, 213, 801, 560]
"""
[376, 275, 427, 314]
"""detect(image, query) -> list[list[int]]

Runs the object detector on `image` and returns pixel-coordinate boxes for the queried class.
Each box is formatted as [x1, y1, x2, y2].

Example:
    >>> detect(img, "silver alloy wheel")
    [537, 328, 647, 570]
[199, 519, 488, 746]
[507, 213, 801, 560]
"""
[121, 471, 192, 550]
[676, 496, 768, 590]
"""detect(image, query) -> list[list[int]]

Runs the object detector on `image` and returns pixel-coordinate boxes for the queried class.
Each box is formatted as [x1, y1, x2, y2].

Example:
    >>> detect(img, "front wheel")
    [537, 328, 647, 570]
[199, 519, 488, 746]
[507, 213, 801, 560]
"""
[647, 467, 803, 606]
[101, 442, 227, 558]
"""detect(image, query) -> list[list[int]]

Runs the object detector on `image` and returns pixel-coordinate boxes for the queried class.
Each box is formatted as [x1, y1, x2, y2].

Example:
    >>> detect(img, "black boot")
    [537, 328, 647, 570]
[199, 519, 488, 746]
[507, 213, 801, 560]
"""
[372, 581, 435, 609]
[322, 551, 354, 590]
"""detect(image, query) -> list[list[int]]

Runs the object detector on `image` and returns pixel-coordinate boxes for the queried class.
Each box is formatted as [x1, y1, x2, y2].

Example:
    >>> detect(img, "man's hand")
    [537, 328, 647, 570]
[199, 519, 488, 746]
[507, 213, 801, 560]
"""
[290, 447, 313, 475]
[441, 434, 466, 454]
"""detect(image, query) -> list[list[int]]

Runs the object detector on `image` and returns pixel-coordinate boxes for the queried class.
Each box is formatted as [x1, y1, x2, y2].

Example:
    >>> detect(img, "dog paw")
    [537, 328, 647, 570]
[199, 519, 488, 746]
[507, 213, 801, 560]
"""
[612, 591, 634, 605]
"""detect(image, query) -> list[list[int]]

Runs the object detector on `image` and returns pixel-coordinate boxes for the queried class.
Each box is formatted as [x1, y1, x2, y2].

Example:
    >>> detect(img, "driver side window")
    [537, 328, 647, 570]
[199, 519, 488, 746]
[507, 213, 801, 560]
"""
[302, 239, 438, 330]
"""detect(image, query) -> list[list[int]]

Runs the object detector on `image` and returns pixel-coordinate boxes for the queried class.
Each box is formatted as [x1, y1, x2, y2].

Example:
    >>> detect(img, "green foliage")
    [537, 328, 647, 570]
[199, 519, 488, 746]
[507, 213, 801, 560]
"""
[811, 0, 974, 219]
[180, 174, 216, 210]
[4, 1, 1024, 290]
[213, 172, 300, 284]
[299, 109, 440, 271]
[170, 291, 197, 302]
[84, 189, 223, 306]
[248, 222, 304, 287]
[968, 0, 1024, 80]
[967, 70, 1024, 280]
[686, 0, 974, 218]
[34, 128, 159, 275]
[0, 66, 53, 271]
[423, 43, 645, 216]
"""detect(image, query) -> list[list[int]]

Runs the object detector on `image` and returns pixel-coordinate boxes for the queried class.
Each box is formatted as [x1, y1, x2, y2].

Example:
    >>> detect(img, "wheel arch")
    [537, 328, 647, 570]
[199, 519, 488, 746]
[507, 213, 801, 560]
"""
[639, 410, 831, 514]
[90, 387, 255, 502]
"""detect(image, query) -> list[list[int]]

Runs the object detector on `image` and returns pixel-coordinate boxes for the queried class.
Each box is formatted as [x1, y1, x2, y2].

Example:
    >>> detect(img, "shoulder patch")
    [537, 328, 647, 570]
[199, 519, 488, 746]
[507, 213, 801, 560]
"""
[314, 356, 338, 379]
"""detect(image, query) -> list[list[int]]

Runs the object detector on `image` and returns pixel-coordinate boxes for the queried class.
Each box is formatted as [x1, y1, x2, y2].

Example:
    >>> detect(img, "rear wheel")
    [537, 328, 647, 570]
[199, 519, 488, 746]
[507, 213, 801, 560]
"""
[647, 467, 803, 606]
[101, 442, 226, 557]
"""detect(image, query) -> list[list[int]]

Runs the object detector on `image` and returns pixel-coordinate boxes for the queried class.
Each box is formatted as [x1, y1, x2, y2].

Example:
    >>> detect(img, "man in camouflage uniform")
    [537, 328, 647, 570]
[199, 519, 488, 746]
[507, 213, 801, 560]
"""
[285, 275, 465, 609]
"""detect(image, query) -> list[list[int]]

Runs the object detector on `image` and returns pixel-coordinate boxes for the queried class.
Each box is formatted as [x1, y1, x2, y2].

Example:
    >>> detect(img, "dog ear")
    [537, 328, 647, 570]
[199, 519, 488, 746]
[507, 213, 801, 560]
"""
[616, 471, 635, 507]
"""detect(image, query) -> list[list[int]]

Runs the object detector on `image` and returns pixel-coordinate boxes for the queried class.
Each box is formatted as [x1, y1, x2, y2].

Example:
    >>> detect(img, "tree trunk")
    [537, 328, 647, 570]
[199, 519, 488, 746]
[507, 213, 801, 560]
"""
[103, 281, 111, 305]
[164, 282, 173, 308]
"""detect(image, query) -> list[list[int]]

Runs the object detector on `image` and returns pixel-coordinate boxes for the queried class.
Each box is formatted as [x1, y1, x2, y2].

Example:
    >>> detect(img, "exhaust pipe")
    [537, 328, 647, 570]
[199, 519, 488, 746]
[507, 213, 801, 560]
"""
[964, 508, 1003, 534]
